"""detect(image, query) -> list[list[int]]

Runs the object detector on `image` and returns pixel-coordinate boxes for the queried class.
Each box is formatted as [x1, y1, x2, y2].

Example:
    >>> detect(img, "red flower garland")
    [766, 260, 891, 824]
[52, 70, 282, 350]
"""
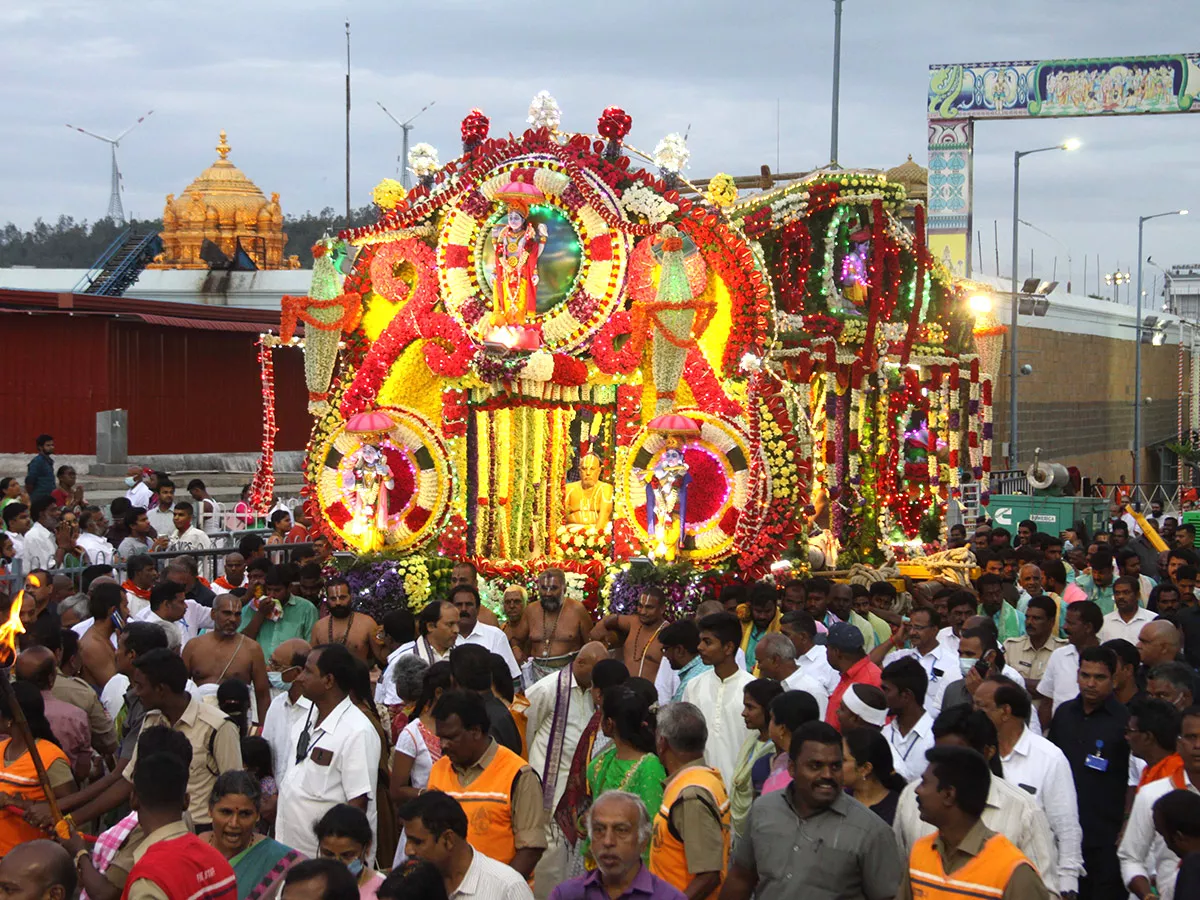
[461, 109, 490, 147]
[248, 337, 277, 513]
[597, 107, 632, 141]
[776, 220, 812, 314]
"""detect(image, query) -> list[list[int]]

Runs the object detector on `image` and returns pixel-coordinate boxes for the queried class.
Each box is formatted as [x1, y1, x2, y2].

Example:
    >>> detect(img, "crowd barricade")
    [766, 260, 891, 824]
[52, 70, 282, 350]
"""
[0, 540, 334, 596]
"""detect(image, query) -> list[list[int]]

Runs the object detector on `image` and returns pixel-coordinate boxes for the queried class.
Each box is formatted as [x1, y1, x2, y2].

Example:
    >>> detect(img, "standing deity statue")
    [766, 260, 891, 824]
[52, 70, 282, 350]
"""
[644, 435, 692, 562]
[490, 173, 548, 328]
[344, 443, 393, 546]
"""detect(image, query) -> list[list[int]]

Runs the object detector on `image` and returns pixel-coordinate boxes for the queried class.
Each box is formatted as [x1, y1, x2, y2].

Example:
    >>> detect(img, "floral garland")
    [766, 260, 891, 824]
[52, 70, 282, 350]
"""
[247, 337, 277, 513]
[981, 377, 993, 497]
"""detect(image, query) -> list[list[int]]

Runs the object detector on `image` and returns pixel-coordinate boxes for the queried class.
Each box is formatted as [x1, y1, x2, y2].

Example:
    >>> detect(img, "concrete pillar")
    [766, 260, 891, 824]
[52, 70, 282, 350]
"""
[94, 409, 127, 475]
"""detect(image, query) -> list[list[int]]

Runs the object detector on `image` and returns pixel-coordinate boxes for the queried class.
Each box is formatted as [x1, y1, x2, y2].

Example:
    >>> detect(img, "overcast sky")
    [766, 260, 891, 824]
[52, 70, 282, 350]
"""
[4, 0, 1198, 301]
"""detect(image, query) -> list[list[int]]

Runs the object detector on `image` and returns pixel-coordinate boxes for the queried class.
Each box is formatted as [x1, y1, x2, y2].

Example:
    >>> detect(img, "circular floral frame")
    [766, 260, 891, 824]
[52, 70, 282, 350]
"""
[315, 406, 452, 553]
[617, 410, 753, 561]
[436, 154, 629, 353]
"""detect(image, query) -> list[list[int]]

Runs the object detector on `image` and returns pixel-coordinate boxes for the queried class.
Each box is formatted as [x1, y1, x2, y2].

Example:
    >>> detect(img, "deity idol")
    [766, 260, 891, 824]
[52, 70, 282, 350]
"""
[344, 443, 393, 545]
[491, 173, 548, 328]
[563, 454, 614, 529]
[645, 436, 692, 561]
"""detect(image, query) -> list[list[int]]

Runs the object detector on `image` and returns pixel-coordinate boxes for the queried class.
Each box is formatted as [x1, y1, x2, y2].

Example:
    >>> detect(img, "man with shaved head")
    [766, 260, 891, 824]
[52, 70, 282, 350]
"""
[183, 594, 270, 724]
[15, 646, 91, 783]
[526, 641, 608, 896]
[1138, 619, 1182, 671]
[212, 551, 247, 593]
[0, 840, 76, 900]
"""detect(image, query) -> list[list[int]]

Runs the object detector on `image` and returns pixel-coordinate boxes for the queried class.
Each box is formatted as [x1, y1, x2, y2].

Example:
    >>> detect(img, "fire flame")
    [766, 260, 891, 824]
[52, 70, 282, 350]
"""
[0, 590, 25, 661]
[484, 325, 542, 351]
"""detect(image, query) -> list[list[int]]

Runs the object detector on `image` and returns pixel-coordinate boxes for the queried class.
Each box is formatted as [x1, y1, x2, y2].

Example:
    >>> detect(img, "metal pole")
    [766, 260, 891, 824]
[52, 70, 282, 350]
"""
[1134, 217, 1145, 506]
[345, 20, 351, 228]
[1009, 150, 1021, 469]
[401, 126, 411, 190]
[830, 0, 844, 166]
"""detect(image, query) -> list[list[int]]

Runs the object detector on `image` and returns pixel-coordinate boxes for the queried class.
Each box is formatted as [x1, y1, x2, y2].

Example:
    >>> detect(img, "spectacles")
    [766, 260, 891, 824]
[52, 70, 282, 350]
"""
[268, 661, 301, 674]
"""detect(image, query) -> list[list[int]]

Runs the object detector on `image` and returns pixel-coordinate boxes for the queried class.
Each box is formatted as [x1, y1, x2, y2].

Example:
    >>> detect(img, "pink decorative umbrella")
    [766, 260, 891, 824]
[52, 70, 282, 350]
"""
[647, 413, 701, 437]
[494, 171, 545, 213]
[345, 409, 394, 436]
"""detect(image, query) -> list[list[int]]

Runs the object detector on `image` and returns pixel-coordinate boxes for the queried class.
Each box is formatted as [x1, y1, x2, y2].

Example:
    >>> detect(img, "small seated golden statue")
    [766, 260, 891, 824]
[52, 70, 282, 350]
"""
[563, 454, 613, 529]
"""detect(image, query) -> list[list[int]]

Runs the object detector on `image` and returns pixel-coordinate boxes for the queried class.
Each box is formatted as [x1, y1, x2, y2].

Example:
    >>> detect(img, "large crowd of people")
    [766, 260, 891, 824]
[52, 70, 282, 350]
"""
[0, 447, 1199, 900]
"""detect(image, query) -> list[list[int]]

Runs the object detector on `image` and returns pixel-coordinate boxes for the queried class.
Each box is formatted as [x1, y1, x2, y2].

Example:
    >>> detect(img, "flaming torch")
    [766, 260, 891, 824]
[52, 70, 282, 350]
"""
[0, 589, 70, 837]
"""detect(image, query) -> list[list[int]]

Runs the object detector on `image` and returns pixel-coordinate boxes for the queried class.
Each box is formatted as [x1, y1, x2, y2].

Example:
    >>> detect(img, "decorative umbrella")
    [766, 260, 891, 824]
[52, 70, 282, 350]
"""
[493, 171, 545, 213]
[345, 409, 394, 439]
[647, 413, 701, 437]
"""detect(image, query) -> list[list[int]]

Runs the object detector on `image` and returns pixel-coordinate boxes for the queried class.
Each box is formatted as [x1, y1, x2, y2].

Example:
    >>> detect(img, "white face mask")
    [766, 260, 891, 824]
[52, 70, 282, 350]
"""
[124, 476, 136, 488]
[959, 656, 978, 676]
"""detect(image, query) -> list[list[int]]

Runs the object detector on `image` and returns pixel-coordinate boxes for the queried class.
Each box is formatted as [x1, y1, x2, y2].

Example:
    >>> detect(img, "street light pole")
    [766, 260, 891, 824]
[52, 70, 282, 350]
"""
[1133, 208, 1189, 506]
[830, 0, 844, 166]
[1008, 140, 1079, 471]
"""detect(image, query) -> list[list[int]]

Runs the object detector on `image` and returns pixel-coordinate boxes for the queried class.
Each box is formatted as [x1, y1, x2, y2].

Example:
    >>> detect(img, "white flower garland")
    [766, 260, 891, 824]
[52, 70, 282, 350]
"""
[620, 182, 677, 224]
[652, 133, 690, 173]
[527, 91, 562, 132]
[408, 143, 440, 178]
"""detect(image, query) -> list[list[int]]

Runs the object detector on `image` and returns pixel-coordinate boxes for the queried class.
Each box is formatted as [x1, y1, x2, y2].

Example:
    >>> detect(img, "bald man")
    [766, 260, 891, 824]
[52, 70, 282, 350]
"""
[0, 840, 76, 900]
[15, 647, 92, 782]
[213, 552, 246, 592]
[1137, 619, 1181, 670]
[526, 641, 608, 897]
[183, 594, 270, 724]
[261, 638, 313, 784]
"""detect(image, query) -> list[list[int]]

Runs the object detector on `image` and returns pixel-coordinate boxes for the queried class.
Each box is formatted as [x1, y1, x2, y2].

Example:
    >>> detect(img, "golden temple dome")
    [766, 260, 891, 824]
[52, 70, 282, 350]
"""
[150, 131, 298, 270]
[886, 154, 928, 202]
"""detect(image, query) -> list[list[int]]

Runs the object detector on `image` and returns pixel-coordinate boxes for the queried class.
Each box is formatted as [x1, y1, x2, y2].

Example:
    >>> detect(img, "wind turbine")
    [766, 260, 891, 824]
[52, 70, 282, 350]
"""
[377, 100, 435, 189]
[66, 110, 155, 224]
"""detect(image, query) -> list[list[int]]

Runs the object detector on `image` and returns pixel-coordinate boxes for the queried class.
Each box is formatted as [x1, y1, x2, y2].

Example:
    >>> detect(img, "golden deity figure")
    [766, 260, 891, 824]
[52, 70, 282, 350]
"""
[563, 454, 614, 529]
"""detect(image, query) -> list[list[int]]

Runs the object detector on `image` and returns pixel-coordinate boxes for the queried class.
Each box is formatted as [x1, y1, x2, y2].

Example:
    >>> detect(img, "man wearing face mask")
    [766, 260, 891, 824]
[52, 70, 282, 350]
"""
[309, 576, 382, 665]
[261, 638, 313, 784]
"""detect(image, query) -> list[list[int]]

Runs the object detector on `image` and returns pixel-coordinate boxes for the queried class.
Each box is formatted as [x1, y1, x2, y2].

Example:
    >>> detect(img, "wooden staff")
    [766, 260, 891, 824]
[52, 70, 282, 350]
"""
[0, 666, 66, 826]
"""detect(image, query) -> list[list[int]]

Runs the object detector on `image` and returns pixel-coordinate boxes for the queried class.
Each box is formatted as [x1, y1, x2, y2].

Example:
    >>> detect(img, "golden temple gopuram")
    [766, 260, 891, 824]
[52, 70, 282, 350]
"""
[149, 131, 299, 270]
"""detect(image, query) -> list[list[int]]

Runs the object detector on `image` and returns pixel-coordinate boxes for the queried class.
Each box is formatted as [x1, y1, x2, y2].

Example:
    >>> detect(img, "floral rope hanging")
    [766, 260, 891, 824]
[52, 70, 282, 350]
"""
[248, 336, 277, 513]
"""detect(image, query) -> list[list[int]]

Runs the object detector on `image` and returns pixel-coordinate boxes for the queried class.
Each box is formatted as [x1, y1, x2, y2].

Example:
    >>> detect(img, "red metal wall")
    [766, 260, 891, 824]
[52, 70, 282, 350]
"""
[0, 313, 309, 455]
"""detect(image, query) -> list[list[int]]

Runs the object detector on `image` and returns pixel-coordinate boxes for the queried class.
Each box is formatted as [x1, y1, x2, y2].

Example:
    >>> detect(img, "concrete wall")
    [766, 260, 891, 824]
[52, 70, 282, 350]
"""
[991, 324, 1190, 484]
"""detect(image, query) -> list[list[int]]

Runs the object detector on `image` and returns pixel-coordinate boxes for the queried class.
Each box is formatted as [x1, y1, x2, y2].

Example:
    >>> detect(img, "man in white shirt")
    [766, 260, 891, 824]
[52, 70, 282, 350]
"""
[277, 643, 381, 858]
[396, 600, 460, 667]
[879, 657, 936, 783]
[937, 592, 978, 657]
[1036, 600, 1103, 730]
[132, 581, 214, 651]
[1097, 576, 1157, 644]
[754, 631, 830, 718]
[76, 506, 117, 566]
[975, 675, 1084, 895]
[399, 789, 536, 900]
[260, 638, 312, 785]
[186, 478, 224, 536]
[1118, 707, 1200, 900]
[681, 611, 755, 793]
[145, 479, 177, 537]
[780, 610, 840, 695]
[525, 643, 607, 898]
[166, 502, 213, 552]
[22, 497, 59, 570]
[124, 466, 154, 508]
[451, 585, 520, 681]
[375, 611, 421, 707]
[878, 607, 962, 717]
[892, 704, 1061, 893]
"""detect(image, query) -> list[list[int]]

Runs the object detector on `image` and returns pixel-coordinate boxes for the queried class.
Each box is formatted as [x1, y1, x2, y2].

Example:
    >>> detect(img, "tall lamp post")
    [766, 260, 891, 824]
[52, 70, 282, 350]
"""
[1133, 208, 1189, 505]
[830, 0, 845, 166]
[1008, 139, 1080, 470]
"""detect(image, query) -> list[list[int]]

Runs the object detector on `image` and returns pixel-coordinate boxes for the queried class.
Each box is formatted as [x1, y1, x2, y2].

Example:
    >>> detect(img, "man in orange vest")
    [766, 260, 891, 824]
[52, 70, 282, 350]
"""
[648, 701, 729, 900]
[903, 745, 1050, 900]
[423, 689, 547, 879]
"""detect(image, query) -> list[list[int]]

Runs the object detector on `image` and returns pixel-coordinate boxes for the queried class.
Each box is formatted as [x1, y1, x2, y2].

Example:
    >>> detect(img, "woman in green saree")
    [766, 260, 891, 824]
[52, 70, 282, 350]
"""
[204, 770, 304, 900]
[583, 679, 666, 866]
